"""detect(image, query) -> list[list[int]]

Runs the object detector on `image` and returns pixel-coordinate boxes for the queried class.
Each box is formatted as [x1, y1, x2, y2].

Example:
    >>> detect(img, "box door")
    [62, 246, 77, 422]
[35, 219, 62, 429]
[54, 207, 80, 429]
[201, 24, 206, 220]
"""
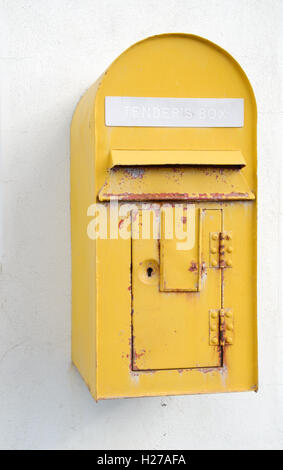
[132, 205, 222, 370]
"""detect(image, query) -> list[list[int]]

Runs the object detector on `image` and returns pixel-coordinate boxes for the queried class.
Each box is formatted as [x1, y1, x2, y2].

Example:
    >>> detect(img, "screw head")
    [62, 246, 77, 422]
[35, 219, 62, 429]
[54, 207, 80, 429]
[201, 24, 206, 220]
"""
[227, 246, 233, 253]
[211, 311, 218, 319]
[212, 233, 218, 240]
[225, 311, 232, 318]
[226, 336, 233, 344]
[226, 233, 232, 240]
[226, 259, 233, 267]
[211, 337, 218, 345]
[210, 324, 217, 331]
[211, 247, 217, 254]
[212, 260, 218, 267]
[226, 322, 233, 331]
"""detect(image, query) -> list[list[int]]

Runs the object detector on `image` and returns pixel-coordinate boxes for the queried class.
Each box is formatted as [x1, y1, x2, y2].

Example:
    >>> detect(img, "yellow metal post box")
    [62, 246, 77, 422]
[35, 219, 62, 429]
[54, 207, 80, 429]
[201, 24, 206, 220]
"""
[71, 34, 257, 400]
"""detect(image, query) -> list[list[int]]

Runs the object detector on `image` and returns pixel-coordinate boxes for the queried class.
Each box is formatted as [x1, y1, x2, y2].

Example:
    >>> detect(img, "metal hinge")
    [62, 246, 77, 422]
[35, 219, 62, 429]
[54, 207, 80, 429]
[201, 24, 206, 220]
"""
[209, 309, 234, 346]
[210, 231, 233, 268]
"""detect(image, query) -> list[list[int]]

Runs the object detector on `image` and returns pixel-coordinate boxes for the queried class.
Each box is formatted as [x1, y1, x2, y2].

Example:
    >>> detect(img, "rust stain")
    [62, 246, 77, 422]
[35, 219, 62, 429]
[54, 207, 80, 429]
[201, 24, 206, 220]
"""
[102, 191, 252, 201]
[118, 219, 124, 229]
[201, 262, 207, 278]
[163, 287, 201, 294]
[210, 191, 250, 199]
[198, 367, 218, 375]
[133, 349, 146, 360]
[124, 167, 145, 179]
[188, 261, 198, 272]
[103, 192, 189, 200]
[177, 366, 219, 375]
[132, 348, 146, 370]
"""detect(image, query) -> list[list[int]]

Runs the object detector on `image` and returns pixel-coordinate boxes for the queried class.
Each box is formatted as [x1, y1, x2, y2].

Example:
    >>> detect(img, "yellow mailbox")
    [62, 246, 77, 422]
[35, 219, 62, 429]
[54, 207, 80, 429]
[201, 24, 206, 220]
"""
[71, 34, 257, 400]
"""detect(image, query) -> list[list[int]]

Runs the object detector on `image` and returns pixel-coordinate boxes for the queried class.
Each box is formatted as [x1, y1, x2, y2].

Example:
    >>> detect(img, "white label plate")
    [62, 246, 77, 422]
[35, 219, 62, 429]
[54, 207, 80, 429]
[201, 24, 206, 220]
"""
[105, 96, 244, 128]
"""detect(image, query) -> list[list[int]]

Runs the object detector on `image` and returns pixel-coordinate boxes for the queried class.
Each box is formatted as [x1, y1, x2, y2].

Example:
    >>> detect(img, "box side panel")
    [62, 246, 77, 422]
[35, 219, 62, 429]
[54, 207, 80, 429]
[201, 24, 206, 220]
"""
[70, 83, 98, 398]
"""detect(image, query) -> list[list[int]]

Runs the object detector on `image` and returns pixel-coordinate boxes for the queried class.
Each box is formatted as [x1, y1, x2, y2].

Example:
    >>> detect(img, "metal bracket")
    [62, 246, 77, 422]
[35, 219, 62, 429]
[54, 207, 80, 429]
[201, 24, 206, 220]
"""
[210, 231, 233, 268]
[209, 309, 220, 345]
[219, 231, 233, 268]
[209, 232, 220, 268]
[209, 309, 234, 346]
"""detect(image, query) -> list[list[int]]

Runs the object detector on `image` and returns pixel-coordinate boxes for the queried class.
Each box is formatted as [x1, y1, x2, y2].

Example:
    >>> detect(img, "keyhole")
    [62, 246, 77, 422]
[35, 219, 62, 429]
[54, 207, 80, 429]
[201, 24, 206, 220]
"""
[138, 260, 159, 284]
[147, 267, 153, 278]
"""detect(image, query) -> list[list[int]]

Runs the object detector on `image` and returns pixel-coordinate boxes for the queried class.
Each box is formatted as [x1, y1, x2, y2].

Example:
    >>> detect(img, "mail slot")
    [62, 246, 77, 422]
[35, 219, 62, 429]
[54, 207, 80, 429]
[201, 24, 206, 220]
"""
[71, 33, 257, 400]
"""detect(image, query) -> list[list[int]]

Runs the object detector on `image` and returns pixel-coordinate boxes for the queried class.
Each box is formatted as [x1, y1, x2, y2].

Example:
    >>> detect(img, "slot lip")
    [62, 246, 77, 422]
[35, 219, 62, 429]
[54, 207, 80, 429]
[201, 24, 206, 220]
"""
[98, 164, 255, 202]
[109, 149, 247, 168]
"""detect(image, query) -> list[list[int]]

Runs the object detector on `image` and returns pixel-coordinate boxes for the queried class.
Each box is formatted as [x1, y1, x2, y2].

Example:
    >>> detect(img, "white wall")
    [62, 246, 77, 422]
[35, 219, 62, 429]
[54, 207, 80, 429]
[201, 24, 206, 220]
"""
[0, 0, 282, 450]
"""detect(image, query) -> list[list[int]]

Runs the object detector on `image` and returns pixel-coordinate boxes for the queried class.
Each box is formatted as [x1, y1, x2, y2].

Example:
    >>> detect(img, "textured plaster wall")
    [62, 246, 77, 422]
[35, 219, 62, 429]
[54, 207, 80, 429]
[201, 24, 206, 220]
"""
[0, 0, 282, 450]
